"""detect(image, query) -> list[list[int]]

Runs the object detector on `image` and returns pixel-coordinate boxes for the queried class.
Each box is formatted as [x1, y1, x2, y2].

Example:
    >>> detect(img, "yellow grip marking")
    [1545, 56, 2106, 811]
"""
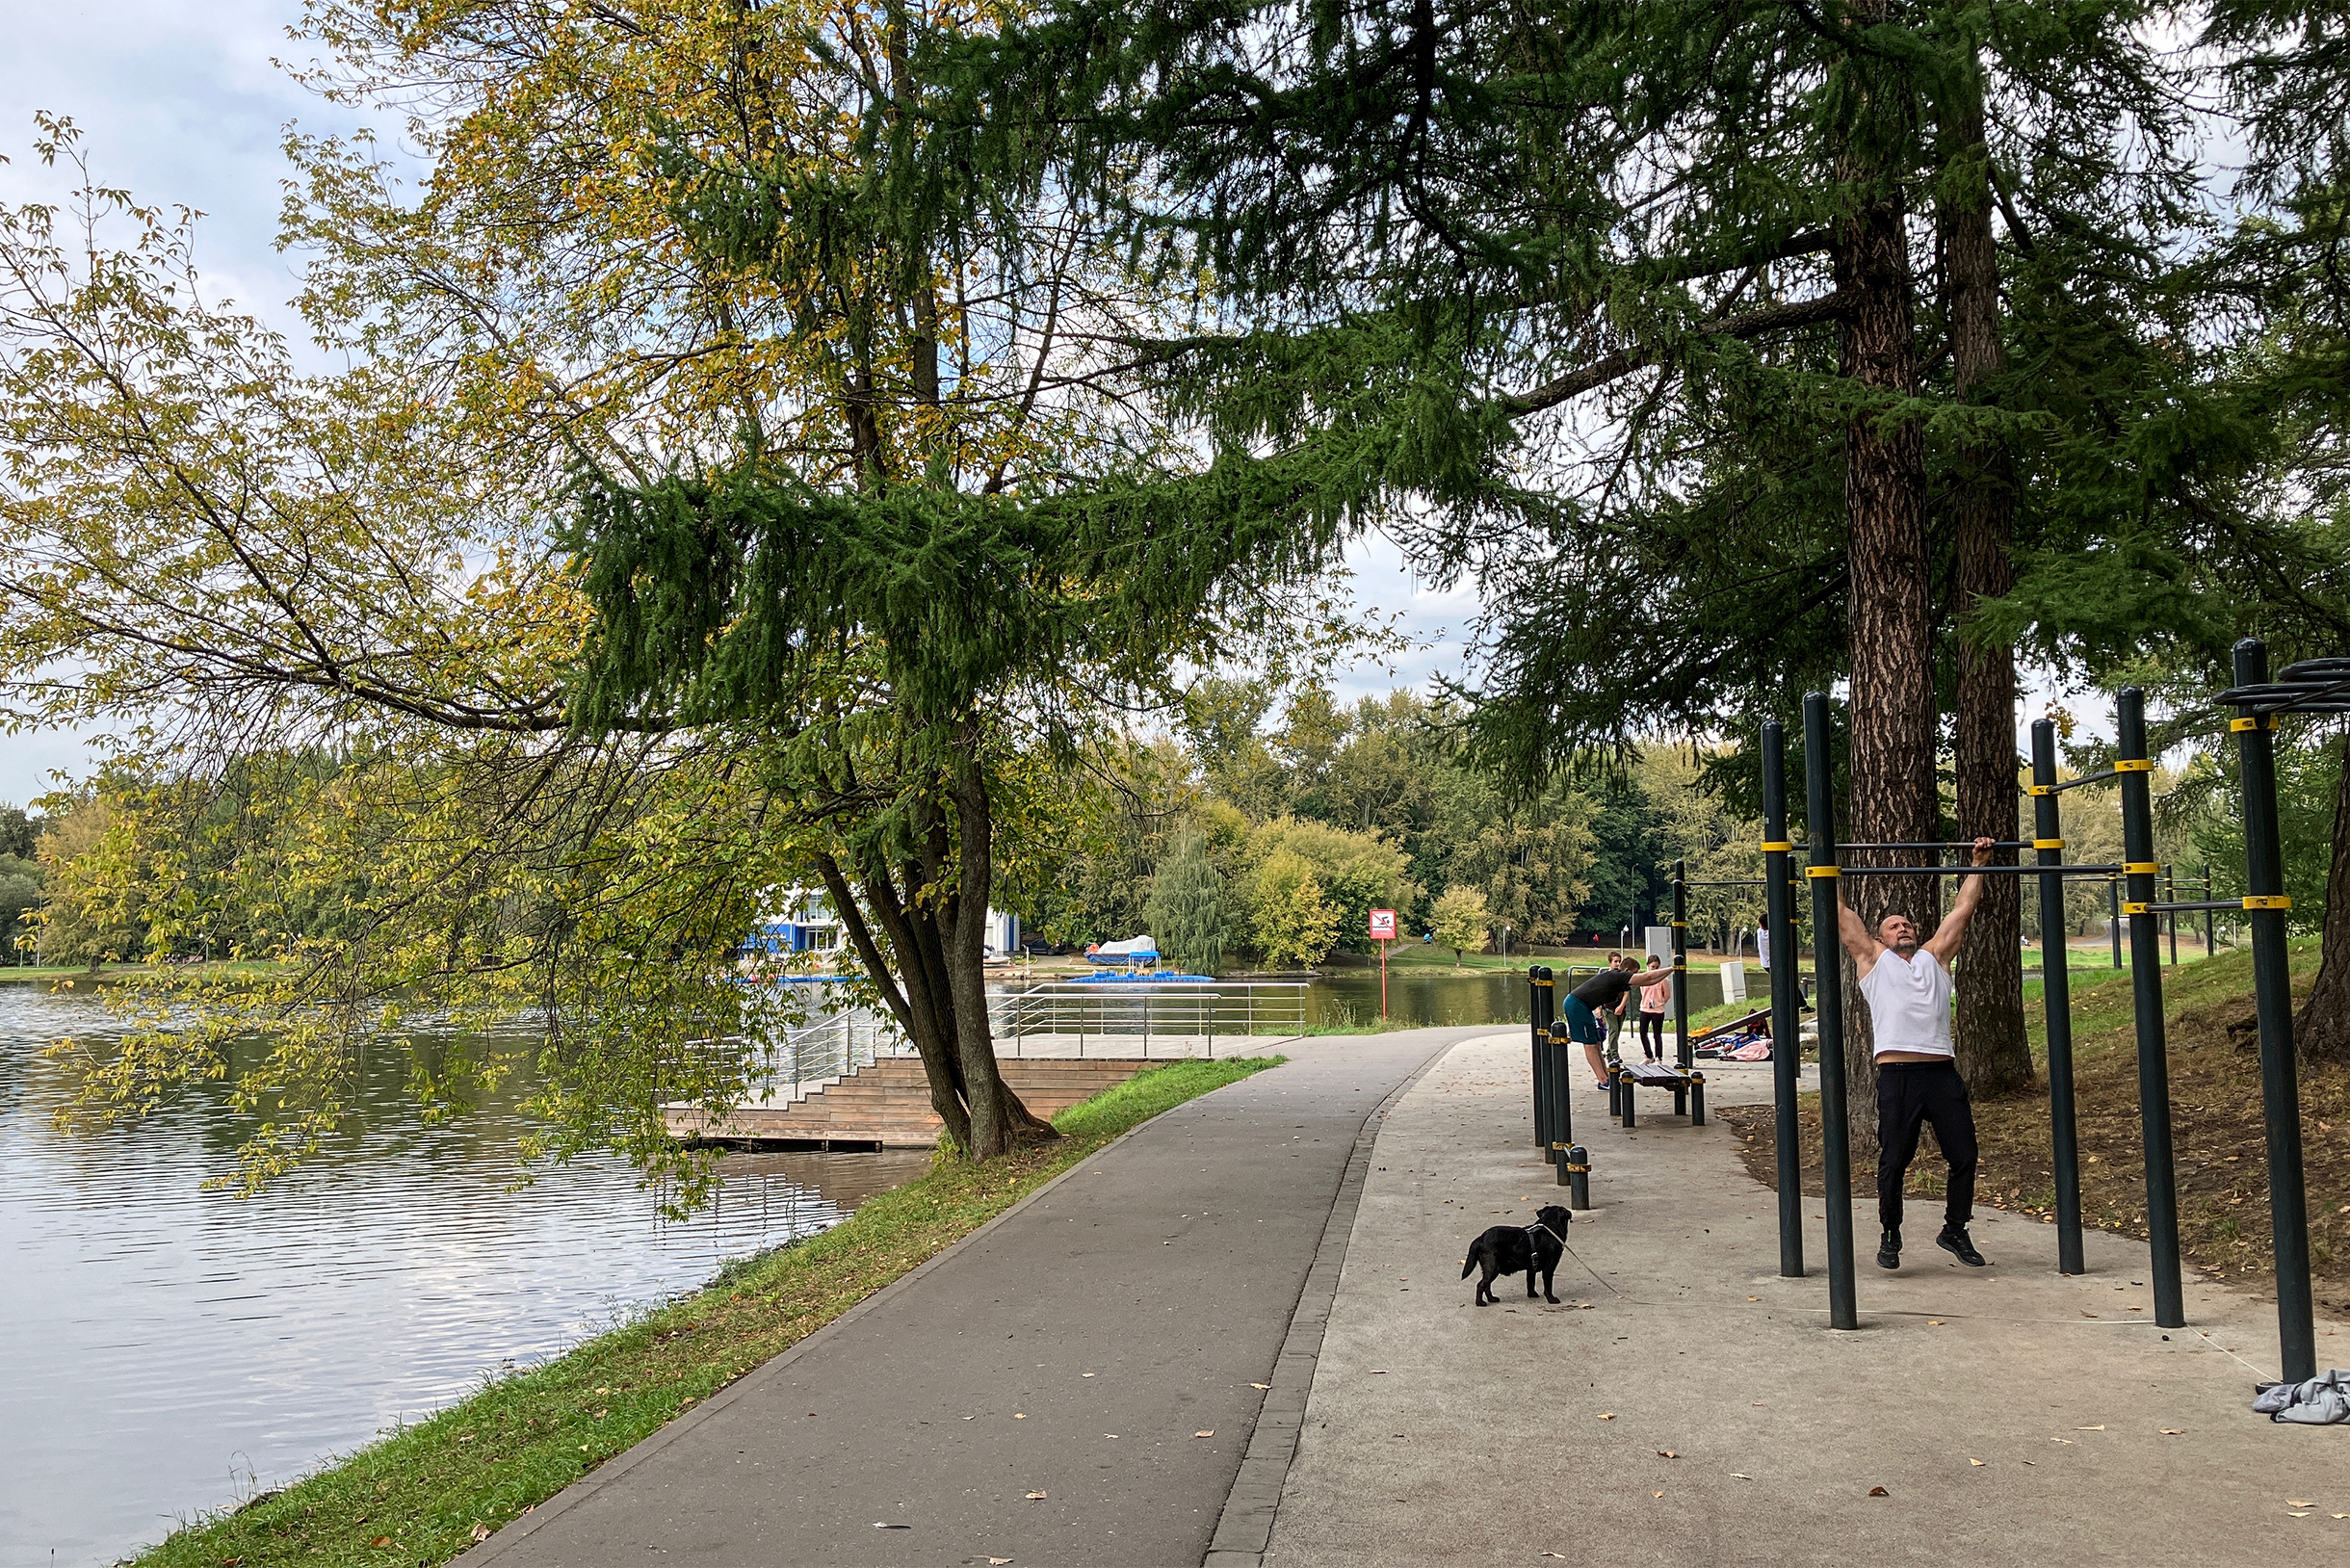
[2123, 902, 2151, 916]
[2033, 838, 2065, 849]
[2114, 758, 2154, 772]
[2242, 895, 2292, 910]
[1760, 840, 1794, 852]
[1806, 866, 1841, 878]
[2125, 861, 2159, 875]
[2231, 716, 2277, 732]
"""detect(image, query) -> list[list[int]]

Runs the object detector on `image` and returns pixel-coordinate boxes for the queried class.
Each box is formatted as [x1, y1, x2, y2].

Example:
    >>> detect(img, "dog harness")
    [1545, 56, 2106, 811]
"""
[1526, 1222, 1566, 1247]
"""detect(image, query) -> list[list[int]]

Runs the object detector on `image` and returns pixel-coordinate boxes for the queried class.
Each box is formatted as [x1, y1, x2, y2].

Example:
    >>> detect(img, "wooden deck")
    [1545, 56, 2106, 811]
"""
[664, 1057, 1160, 1147]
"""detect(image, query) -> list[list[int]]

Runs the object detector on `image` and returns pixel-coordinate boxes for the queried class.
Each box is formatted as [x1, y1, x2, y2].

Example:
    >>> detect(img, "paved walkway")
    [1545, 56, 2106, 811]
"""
[473, 1028, 1480, 1568]
[1256, 1033, 2350, 1566]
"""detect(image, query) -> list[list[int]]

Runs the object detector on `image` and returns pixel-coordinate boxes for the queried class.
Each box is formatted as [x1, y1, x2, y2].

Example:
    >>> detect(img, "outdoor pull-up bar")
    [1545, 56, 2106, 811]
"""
[1833, 862, 2125, 877]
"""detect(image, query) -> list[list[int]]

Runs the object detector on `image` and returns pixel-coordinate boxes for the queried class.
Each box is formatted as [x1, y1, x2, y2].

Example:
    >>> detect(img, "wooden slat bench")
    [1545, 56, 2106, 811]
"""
[1610, 1060, 1706, 1128]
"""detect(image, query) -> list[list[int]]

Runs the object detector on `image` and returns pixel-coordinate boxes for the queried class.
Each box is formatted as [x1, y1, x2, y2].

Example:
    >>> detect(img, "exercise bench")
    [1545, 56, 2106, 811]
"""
[1610, 1061, 1707, 1128]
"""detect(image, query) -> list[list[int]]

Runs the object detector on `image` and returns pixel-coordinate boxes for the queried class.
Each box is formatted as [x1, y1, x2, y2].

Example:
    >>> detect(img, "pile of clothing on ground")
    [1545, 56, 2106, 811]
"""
[2254, 1369, 2350, 1424]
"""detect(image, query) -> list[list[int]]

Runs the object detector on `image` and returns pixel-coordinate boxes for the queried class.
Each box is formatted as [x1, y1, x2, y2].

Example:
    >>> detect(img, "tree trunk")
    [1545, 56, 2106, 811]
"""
[1835, 3, 1934, 1157]
[947, 733, 1057, 1157]
[819, 850, 975, 1152]
[2293, 734, 2350, 1065]
[1942, 72, 2033, 1096]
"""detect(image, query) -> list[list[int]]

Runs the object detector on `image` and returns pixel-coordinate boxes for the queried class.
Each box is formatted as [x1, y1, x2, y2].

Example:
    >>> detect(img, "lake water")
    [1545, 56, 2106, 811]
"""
[2, 970, 1532, 1567]
[0, 984, 931, 1568]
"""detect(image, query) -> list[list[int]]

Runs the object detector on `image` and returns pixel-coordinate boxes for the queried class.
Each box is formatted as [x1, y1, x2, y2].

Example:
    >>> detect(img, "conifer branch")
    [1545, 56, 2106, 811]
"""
[1499, 292, 1848, 416]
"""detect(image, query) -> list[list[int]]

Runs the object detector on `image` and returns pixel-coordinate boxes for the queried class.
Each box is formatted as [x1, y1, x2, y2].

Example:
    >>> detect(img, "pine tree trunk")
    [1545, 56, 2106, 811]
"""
[1943, 77, 2033, 1096]
[948, 733, 1057, 1157]
[2293, 735, 2350, 1066]
[1834, 7, 1934, 1158]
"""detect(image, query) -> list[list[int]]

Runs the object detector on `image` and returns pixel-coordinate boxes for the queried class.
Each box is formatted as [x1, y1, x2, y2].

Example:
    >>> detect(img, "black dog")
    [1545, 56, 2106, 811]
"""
[1461, 1204, 1571, 1306]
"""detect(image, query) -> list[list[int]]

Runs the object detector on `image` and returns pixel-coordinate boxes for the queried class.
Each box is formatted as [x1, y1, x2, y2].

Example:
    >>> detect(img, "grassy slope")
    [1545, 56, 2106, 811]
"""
[144, 1056, 1283, 1568]
[1720, 941, 2350, 1314]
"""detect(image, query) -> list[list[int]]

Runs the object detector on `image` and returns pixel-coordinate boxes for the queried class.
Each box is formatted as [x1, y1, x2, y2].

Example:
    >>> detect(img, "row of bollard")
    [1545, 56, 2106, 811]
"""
[1527, 966, 1590, 1209]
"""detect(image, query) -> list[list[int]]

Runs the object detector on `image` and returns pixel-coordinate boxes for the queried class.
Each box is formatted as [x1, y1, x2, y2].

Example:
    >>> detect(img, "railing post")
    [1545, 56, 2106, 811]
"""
[1802, 692, 1858, 1331]
[1761, 719, 1805, 1280]
[2031, 719, 2087, 1277]
[2116, 688, 2185, 1328]
[2231, 638, 2317, 1382]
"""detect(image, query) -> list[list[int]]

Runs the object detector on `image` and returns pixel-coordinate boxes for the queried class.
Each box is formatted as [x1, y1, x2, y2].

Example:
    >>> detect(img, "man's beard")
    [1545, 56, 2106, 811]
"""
[1893, 935, 1919, 957]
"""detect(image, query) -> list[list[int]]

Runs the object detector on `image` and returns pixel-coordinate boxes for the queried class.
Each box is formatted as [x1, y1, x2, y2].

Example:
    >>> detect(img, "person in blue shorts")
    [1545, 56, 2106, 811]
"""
[1561, 955, 1641, 1088]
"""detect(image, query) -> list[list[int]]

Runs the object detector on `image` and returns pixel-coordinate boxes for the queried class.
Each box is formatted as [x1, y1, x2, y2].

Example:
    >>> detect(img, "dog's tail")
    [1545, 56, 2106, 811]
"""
[1460, 1254, 1475, 1279]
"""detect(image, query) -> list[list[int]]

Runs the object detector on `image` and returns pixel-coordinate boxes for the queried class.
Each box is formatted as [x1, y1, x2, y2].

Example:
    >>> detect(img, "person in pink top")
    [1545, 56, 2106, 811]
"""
[1633, 956, 1672, 1062]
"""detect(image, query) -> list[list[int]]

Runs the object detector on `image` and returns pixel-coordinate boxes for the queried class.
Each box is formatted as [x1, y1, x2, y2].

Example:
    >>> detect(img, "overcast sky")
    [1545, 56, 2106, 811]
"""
[1, 4, 2101, 807]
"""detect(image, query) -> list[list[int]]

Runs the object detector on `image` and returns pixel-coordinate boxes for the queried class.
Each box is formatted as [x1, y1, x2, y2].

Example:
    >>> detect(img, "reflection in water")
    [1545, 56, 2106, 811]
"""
[0, 984, 928, 1568]
[1306, 967, 1547, 1030]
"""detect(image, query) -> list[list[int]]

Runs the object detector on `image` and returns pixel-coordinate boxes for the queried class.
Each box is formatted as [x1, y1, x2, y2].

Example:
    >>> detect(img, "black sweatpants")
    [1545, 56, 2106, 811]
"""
[1637, 1012, 1664, 1057]
[1875, 1059, 1978, 1233]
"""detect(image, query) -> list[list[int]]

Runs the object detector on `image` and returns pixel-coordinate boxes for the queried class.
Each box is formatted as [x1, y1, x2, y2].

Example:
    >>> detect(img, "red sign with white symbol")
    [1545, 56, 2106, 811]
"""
[1369, 908, 1397, 940]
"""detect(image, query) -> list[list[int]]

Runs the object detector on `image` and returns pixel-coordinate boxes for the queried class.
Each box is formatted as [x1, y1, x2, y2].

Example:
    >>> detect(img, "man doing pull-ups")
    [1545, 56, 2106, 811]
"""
[1836, 837, 1997, 1272]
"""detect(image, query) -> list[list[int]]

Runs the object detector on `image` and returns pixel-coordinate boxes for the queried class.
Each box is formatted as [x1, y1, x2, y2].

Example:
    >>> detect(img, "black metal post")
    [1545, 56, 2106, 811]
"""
[2164, 866, 2179, 966]
[2108, 878, 2123, 969]
[1547, 1023, 1575, 1184]
[1529, 966, 1551, 1151]
[1762, 719, 1805, 1279]
[2116, 690, 2185, 1328]
[2232, 639, 2317, 1382]
[1803, 693, 1858, 1330]
[2031, 719, 2087, 1277]
[2202, 862, 2215, 960]
[1567, 1144, 1590, 1210]
[1672, 860, 1692, 1068]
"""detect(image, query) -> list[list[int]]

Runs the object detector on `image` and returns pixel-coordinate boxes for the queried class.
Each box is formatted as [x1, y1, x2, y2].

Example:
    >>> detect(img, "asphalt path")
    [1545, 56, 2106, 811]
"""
[473, 1027, 1482, 1568]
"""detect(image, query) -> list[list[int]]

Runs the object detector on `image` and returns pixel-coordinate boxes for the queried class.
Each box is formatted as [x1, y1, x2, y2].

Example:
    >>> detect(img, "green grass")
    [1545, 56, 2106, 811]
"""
[140, 1055, 1284, 1568]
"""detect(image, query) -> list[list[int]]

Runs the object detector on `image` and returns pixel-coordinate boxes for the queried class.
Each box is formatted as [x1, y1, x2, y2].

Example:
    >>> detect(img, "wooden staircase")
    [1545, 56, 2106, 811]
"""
[664, 1056, 1156, 1148]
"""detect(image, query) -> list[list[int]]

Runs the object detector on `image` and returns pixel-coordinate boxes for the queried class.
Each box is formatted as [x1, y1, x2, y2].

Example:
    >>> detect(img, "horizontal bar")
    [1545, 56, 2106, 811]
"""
[1682, 878, 1770, 888]
[1837, 863, 2125, 878]
[2132, 900, 2242, 914]
[1836, 840, 2033, 851]
[2026, 769, 2120, 796]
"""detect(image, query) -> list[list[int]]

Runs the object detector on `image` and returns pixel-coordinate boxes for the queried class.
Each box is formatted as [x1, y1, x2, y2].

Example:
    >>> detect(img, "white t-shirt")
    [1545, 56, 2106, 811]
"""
[1855, 948, 1954, 1059]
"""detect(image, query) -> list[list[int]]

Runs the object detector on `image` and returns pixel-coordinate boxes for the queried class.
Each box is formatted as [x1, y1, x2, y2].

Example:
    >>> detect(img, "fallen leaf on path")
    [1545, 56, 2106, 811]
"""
[1657, 1450, 1678, 1459]
[2050, 1438, 2074, 1445]
[1251, 1382, 1270, 1390]
[1927, 1320, 1943, 1327]
[1013, 1413, 1027, 1420]
[991, 1558, 1014, 1564]
[1730, 1474, 1752, 1480]
[2076, 1425, 2105, 1431]
[369, 1539, 391, 1550]
[1195, 1430, 1214, 1438]
[1969, 1459, 1984, 1467]
[471, 1525, 491, 1543]
[2081, 1312, 2100, 1319]
[2287, 1500, 2313, 1507]
[1748, 1296, 1760, 1302]
[1371, 1370, 1389, 1374]
[1026, 1490, 1048, 1500]
[2160, 1428, 2183, 1435]
[1596, 1412, 1615, 1420]
[1082, 1372, 1095, 1377]
[2288, 1512, 2312, 1519]
[1868, 1487, 1889, 1497]
[1652, 1491, 1665, 1499]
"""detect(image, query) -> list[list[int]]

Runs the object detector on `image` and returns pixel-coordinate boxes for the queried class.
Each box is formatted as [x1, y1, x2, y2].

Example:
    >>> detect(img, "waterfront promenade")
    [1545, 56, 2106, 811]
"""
[478, 1031, 2346, 1566]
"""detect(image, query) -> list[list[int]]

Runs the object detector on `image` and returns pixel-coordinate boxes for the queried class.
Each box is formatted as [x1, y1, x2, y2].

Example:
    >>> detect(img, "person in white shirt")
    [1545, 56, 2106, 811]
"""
[1835, 836, 1998, 1271]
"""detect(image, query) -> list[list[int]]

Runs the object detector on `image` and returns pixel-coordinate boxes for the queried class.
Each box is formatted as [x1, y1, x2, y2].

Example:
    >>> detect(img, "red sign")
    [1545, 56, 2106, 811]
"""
[1369, 908, 1397, 940]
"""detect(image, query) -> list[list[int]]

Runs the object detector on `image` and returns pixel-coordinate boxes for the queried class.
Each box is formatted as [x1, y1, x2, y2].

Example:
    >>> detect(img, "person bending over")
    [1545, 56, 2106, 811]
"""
[1562, 956, 1644, 1089]
[1601, 950, 1628, 1065]
[1836, 837, 1997, 1271]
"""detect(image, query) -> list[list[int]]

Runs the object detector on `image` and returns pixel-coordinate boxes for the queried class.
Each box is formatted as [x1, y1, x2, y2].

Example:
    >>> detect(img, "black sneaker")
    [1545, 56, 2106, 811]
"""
[1876, 1228, 1901, 1269]
[1937, 1226, 1987, 1267]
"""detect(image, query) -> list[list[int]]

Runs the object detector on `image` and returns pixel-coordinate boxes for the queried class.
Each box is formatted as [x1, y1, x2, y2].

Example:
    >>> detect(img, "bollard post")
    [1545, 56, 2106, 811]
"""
[2031, 719, 2087, 1277]
[2116, 689, 2185, 1328]
[1690, 1071, 1707, 1127]
[1567, 1144, 1591, 1210]
[1547, 1022, 1576, 1182]
[1761, 719, 1805, 1279]
[1673, 860, 1692, 1068]
[1802, 692, 1859, 1330]
[2231, 639, 2317, 1382]
[1529, 966, 1551, 1152]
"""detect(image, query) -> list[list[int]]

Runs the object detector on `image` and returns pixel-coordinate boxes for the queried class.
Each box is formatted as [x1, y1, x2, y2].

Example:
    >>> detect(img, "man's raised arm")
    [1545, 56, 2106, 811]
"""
[1837, 884, 1882, 978]
[1922, 838, 1998, 964]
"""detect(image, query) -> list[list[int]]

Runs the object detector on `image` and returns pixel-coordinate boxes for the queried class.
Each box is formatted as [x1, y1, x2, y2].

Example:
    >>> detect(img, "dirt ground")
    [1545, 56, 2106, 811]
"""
[1719, 957, 2350, 1319]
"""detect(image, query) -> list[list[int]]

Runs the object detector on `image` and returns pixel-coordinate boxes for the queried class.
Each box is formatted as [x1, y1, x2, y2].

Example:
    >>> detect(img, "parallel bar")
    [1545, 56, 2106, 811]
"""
[1684, 878, 1769, 888]
[1803, 693, 1858, 1330]
[2131, 900, 2244, 915]
[2233, 638, 2317, 1383]
[1762, 720, 1805, 1281]
[2031, 719, 2086, 1277]
[1835, 863, 2123, 877]
[1672, 861, 1692, 1069]
[2117, 690, 2185, 1329]
[1836, 839, 2034, 851]
[2036, 769, 2122, 795]
[2108, 878, 2124, 969]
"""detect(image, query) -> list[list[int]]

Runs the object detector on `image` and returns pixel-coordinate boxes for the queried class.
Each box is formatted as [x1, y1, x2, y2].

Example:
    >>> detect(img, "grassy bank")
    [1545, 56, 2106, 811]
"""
[1718, 940, 2350, 1315]
[143, 1056, 1283, 1568]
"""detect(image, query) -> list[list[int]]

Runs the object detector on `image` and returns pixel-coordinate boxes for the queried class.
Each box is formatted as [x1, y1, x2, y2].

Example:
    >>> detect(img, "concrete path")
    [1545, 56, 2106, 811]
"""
[1258, 1034, 2350, 1567]
[473, 1027, 1481, 1568]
